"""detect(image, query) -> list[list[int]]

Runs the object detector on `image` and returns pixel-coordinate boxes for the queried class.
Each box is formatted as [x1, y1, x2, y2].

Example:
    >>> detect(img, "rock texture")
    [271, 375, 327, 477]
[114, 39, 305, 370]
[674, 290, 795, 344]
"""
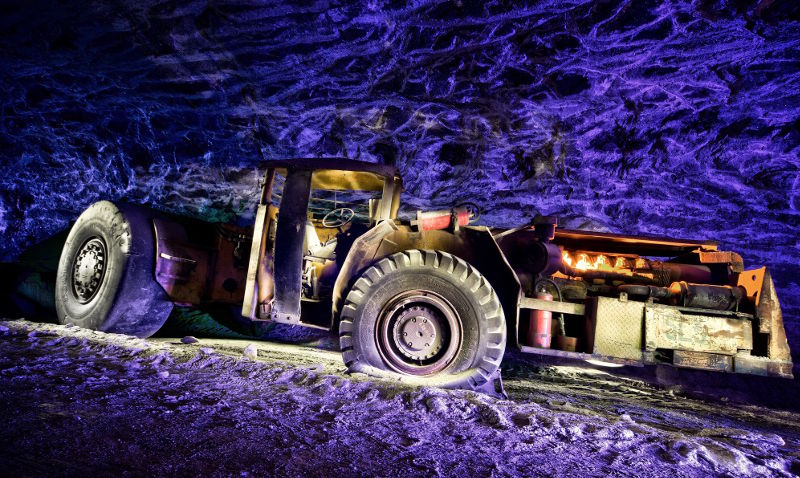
[0, 1, 798, 357]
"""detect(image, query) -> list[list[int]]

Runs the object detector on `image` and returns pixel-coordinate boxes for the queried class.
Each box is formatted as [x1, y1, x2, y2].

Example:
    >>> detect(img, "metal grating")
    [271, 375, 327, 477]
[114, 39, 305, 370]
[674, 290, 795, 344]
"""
[591, 297, 645, 361]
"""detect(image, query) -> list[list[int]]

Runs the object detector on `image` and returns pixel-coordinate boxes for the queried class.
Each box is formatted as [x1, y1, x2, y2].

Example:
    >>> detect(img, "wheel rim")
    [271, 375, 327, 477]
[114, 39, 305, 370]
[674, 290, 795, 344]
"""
[71, 236, 107, 304]
[376, 290, 462, 376]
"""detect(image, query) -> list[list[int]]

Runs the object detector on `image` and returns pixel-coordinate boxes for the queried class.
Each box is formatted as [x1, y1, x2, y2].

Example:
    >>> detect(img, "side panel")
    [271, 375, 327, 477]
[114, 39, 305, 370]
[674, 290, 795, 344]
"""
[153, 217, 250, 306]
[587, 296, 644, 361]
[644, 304, 753, 355]
[759, 269, 792, 362]
[153, 218, 209, 304]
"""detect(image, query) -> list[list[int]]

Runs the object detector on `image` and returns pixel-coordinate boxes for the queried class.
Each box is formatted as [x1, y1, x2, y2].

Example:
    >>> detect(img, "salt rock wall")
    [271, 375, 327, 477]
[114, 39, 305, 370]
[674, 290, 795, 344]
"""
[0, 0, 798, 359]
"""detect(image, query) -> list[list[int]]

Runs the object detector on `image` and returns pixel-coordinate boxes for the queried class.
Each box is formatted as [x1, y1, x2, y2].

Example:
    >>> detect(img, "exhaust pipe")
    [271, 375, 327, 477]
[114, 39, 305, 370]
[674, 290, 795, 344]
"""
[618, 282, 747, 311]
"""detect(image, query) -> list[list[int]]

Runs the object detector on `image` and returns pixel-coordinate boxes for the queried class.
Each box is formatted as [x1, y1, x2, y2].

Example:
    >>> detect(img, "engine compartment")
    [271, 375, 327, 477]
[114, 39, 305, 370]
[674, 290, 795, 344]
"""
[497, 220, 792, 378]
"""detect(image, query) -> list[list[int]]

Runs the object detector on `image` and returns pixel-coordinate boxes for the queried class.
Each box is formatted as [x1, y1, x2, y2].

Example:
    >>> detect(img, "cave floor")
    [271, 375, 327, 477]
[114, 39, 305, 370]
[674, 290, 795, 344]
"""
[1, 319, 799, 477]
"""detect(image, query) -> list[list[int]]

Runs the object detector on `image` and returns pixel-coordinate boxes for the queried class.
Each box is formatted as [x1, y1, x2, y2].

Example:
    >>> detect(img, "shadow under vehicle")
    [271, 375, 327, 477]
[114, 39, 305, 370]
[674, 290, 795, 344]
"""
[52, 158, 794, 390]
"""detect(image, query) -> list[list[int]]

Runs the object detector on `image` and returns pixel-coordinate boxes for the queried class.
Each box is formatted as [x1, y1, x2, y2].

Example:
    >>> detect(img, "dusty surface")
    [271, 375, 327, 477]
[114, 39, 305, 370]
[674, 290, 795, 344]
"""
[2, 319, 800, 477]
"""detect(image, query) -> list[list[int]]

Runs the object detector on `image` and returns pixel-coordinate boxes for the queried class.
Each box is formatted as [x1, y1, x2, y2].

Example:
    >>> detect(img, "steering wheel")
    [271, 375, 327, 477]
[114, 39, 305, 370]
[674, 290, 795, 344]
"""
[322, 207, 355, 228]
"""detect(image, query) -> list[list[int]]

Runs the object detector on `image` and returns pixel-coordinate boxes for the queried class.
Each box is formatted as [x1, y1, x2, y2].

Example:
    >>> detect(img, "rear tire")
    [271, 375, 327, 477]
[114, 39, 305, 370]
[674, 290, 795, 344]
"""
[55, 201, 173, 337]
[339, 250, 506, 389]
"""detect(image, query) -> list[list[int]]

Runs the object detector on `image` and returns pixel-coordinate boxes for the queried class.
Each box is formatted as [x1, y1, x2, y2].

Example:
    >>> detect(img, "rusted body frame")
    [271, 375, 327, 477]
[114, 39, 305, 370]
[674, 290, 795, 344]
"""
[150, 157, 792, 380]
[552, 229, 719, 257]
[153, 217, 249, 306]
[514, 266, 792, 378]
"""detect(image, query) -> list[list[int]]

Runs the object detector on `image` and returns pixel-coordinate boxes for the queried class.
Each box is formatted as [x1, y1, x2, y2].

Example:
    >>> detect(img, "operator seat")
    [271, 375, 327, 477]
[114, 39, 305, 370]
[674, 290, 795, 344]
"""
[303, 221, 336, 260]
[304, 221, 322, 253]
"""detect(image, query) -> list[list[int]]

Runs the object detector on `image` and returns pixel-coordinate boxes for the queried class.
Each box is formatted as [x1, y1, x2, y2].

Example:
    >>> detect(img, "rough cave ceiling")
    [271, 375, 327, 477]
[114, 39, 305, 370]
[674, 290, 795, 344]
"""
[0, 0, 798, 356]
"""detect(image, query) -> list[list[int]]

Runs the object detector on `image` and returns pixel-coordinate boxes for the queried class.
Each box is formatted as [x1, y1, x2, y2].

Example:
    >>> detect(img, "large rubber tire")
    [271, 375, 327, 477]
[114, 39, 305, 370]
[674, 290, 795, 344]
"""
[55, 201, 173, 337]
[340, 250, 506, 389]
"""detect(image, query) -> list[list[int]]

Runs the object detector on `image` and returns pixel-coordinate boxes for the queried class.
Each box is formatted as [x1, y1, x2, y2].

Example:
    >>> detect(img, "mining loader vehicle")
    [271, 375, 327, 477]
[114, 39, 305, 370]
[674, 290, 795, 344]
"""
[55, 158, 794, 390]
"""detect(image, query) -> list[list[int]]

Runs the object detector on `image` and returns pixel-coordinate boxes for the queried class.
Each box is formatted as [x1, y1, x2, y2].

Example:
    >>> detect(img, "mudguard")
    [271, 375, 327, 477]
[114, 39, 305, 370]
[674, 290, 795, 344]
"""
[332, 222, 522, 346]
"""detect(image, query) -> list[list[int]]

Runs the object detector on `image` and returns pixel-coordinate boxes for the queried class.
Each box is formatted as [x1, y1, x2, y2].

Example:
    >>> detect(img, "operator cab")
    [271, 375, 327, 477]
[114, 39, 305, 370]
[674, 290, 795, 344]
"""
[301, 186, 379, 300]
[242, 159, 402, 328]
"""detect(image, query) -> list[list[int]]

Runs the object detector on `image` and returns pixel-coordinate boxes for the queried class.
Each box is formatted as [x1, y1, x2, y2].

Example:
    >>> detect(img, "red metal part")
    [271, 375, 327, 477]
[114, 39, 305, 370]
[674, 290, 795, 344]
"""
[415, 209, 470, 231]
[528, 292, 553, 348]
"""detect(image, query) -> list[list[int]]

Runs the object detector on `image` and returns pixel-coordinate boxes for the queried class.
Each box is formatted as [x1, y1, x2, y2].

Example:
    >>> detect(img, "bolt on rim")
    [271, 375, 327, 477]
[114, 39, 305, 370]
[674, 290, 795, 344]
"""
[71, 236, 107, 304]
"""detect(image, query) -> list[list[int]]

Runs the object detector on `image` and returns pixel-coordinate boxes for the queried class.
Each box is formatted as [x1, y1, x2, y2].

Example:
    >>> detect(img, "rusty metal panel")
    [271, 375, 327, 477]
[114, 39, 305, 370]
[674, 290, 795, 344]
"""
[206, 224, 250, 304]
[736, 268, 791, 363]
[153, 218, 209, 304]
[699, 250, 744, 272]
[673, 350, 733, 372]
[737, 267, 766, 326]
[519, 296, 585, 316]
[242, 205, 267, 320]
[589, 296, 644, 361]
[734, 353, 793, 378]
[756, 269, 792, 362]
[644, 304, 752, 355]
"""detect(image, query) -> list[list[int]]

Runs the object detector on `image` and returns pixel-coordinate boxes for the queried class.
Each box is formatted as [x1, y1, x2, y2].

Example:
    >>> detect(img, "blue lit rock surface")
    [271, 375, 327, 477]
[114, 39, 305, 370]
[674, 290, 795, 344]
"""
[0, 1, 798, 358]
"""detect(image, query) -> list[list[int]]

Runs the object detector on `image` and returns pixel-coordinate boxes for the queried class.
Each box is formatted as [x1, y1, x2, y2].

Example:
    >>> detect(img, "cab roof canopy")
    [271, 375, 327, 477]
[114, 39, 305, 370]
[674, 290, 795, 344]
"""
[260, 158, 400, 192]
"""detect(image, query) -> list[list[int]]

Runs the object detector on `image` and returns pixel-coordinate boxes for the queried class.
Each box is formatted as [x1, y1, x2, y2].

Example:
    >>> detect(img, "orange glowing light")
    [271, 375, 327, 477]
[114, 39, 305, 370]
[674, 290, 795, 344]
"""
[562, 251, 600, 271]
[561, 250, 634, 274]
[575, 253, 594, 270]
[562, 251, 572, 267]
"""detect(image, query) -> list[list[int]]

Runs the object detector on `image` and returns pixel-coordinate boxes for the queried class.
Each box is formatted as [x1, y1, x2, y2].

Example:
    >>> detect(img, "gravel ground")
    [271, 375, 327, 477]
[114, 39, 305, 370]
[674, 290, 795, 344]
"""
[2, 319, 799, 477]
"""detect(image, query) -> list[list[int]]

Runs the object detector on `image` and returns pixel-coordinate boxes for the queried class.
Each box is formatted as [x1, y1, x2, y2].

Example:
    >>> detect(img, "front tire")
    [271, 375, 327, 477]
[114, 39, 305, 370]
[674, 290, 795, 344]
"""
[339, 250, 506, 389]
[55, 201, 173, 337]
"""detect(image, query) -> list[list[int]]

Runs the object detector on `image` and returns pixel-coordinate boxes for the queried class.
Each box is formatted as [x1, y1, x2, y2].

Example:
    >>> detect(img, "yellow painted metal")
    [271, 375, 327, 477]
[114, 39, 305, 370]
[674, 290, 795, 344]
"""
[242, 204, 267, 320]
[519, 297, 585, 316]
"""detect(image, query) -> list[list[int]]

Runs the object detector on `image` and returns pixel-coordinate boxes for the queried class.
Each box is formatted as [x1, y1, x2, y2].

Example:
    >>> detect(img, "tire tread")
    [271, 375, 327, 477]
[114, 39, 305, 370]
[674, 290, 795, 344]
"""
[339, 249, 506, 389]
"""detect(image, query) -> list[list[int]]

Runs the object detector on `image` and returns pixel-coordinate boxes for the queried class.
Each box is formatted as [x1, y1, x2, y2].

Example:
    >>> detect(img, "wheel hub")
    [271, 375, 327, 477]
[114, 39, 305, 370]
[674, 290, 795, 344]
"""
[392, 306, 444, 361]
[376, 290, 462, 376]
[72, 237, 107, 304]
